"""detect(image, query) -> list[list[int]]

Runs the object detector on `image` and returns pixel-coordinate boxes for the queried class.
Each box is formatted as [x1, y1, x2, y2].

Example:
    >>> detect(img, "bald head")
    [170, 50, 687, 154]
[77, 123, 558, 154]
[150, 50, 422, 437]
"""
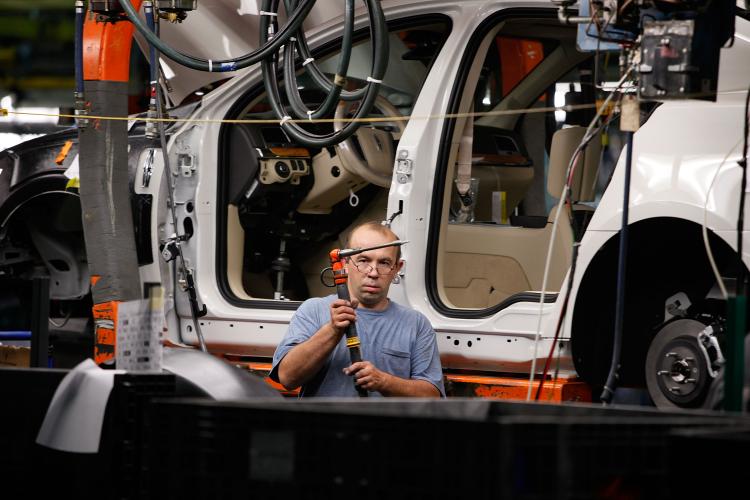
[345, 222, 401, 260]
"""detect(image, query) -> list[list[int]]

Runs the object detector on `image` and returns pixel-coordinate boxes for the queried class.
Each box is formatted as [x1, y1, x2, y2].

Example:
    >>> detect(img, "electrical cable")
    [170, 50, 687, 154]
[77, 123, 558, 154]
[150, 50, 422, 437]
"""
[541, 115, 623, 401]
[145, 2, 208, 353]
[735, 86, 750, 297]
[526, 65, 635, 401]
[600, 129, 633, 405]
[701, 137, 742, 301]
[49, 310, 72, 329]
[120, 0, 316, 73]
[535, 110, 622, 400]
[260, 0, 389, 148]
[14, 92, 750, 126]
[535, 243, 577, 400]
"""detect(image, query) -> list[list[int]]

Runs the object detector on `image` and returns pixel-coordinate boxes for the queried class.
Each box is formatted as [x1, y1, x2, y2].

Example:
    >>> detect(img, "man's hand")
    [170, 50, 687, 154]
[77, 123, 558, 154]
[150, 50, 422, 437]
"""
[344, 361, 441, 397]
[329, 298, 359, 335]
[343, 361, 391, 393]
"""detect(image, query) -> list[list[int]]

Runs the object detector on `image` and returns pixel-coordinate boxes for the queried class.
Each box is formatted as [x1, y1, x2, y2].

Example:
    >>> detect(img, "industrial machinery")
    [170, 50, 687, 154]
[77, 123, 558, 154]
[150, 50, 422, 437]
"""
[1, 0, 749, 410]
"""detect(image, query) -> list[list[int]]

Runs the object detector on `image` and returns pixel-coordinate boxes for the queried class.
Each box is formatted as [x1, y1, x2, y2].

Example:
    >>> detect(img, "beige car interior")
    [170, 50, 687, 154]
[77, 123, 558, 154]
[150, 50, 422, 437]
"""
[224, 90, 396, 300]
[224, 18, 600, 306]
[227, 188, 390, 300]
[437, 20, 600, 310]
[221, 18, 457, 302]
[441, 128, 603, 309]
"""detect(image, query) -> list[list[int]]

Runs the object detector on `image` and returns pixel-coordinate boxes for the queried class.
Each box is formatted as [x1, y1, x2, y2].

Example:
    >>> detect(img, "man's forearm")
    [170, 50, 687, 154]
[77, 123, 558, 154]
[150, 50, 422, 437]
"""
[277, 324, 340, 390]
[380, 375, 440, 397]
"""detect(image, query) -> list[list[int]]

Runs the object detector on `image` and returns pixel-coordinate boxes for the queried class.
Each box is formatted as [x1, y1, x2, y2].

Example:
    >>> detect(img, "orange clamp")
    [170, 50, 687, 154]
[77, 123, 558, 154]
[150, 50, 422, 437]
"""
[55, 140, 73, 165]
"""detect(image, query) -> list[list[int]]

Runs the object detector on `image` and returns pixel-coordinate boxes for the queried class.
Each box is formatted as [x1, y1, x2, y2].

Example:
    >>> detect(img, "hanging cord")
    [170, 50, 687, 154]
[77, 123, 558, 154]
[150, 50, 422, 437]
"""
[15, 93, 750, 126]
[284, 1, 367, 102]
[600, 129, 634, 405]
[534, 111, 621, 400]
[145, 3, 208, 352]
[282, 0, 355, 119]
[535, 244, 578, 400]
[526, 65, 635, 401]
[120, 0, 315, 72]
[736, 86, 750, 297]
[260, 0, 389, 148]
[49, 309, 72, 329]
[702, 137, 743, 302]
[73, 1, 86, 128]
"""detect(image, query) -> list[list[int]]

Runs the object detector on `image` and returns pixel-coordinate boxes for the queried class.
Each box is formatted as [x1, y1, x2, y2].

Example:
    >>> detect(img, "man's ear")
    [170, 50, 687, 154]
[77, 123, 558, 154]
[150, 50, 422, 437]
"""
[396, 259, 405, 274]
[392, 260, 404, 284]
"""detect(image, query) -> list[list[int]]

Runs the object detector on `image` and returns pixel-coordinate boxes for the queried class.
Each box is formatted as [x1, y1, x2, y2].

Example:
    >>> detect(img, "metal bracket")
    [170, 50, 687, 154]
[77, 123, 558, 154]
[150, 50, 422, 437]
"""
[697, 325, 725, 379]
[161, 239, 180, 262]
[664, 292, 691, 322]
[142, 149, 155, 188]
[178, 154, 196, 177]
[396, 150, 413, 184]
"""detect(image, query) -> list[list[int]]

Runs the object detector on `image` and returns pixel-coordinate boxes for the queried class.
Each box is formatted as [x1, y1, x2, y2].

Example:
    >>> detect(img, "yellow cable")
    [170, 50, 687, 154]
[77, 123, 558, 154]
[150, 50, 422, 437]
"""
[0, 103, 599, 125]
[0, 87, 744, 126]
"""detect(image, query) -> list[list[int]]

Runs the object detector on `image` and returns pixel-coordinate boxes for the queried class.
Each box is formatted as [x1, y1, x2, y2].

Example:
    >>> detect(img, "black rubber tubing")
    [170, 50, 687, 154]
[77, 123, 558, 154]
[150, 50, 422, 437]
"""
[284, 0, 369, 103]
[600, 130, 634, 404]
[282, 0, 355, 119]
[260, 0, 388, 147]
[120, 0, 315, 72]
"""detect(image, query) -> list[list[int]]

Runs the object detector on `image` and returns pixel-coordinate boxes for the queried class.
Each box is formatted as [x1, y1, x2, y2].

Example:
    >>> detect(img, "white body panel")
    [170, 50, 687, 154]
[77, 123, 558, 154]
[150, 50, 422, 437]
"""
[568, 19, 750, 335]
[155, 1, 750, 380]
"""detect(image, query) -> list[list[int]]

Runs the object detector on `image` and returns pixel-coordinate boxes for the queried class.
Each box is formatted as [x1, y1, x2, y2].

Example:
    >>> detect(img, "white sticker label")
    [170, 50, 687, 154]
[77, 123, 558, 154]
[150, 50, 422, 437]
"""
[116, 293, 164, 372]
[63, 154, 79, 179]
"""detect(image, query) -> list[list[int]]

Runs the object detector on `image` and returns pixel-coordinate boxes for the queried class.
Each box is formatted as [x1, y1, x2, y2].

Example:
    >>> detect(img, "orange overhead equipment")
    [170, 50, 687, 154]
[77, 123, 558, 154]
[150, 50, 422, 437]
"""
[83, 2, 143, 83]
[497, 37, 545, 97]
[82, 2, 144, 366]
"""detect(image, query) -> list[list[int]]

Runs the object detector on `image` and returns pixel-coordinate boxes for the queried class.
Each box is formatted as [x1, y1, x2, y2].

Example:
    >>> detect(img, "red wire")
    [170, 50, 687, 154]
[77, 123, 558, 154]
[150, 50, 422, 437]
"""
[534, 152, 579, 401]
[534, 96, 623, 400]
[535, 289, 570, 400]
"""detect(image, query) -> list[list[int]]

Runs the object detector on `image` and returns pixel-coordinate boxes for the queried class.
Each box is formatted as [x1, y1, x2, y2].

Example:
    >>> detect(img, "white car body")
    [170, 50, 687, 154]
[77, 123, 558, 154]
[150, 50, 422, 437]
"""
[147, 1, 750, 391]
[3, 0, 746, 404]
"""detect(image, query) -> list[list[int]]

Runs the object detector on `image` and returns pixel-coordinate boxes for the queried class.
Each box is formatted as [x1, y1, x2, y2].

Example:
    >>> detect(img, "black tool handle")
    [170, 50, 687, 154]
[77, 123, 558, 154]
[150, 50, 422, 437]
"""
[336, 282, 368, 397]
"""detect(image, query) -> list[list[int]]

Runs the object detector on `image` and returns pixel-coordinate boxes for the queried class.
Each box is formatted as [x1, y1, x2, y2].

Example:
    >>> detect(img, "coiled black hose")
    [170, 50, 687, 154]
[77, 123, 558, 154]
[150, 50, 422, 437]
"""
[261, 0, 388, 147]
[285, 2, 367, 102]
[282, 0, 355, 119]
[120, 0, 315, 72]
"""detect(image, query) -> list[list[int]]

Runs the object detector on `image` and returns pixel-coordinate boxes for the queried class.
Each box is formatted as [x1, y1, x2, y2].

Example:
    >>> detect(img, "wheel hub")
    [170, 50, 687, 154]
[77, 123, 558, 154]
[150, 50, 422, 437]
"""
[654, 342, 702, 399]
[645, 319, 715, 409]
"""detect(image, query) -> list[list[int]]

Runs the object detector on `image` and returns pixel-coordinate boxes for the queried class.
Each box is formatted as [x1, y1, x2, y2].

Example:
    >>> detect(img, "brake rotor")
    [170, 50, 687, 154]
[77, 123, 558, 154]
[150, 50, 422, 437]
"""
[645, 318, 714, 409]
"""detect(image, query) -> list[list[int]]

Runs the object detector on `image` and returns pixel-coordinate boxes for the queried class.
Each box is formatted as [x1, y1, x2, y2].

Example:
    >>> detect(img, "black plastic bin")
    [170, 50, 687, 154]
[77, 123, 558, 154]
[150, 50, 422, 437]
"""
[140, 398, 750, 500]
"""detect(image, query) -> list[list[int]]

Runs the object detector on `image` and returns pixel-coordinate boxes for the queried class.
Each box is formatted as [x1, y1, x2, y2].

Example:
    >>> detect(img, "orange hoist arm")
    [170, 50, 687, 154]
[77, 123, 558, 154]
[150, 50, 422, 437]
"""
[83, 1, 143, 83]
[81, 1, 144, 366]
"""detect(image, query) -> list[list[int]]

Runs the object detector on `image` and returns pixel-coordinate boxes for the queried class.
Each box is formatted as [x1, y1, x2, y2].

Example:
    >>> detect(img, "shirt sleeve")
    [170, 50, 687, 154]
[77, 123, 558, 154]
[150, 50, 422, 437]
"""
[410, 313, 446, 397]
[269, 298, 324, 383]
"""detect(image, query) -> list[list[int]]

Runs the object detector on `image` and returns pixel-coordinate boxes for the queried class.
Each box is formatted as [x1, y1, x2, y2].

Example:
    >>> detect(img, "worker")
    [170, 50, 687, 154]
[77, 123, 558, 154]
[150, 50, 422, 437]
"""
[270, 221, 444, 397]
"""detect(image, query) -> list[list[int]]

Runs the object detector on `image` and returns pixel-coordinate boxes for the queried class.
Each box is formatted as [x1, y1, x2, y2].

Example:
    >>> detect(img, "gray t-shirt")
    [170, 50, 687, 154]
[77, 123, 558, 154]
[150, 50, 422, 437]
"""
[270, 295, 445, 397]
